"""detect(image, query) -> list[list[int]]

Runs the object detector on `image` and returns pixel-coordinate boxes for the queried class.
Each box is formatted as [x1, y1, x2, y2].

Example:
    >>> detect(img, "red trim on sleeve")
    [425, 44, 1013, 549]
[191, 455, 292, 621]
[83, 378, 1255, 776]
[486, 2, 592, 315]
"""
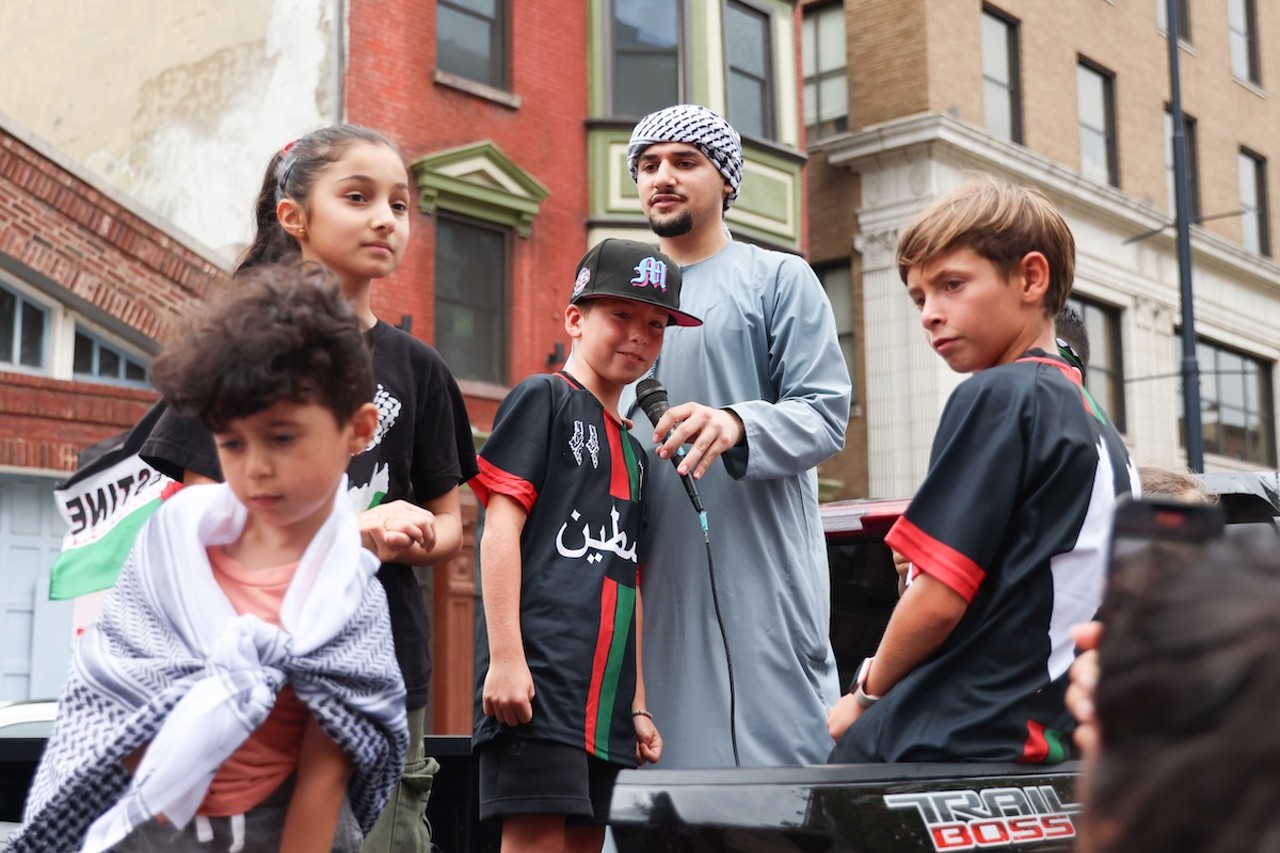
[885, 515, 985, 603]
[470, 456, 538, 513]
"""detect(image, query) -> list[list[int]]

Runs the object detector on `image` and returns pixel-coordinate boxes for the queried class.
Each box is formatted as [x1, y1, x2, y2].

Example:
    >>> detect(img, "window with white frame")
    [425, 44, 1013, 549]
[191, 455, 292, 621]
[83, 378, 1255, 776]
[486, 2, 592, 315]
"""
[816, 262, 856, 403]
[1176, 336, 1275, 466]
[802, 3, 847, 140]
[0, 283, 48, 371]
[981, 6, 1022, 144]
[725, 0, 775, 140]
[612, 0, 683, 117]
[1229, 0, 1261, 84]
[73, 328, 149, 387]
[1156, 0, 1191, 42]
[1239, 148, 1270, 256]
[1077, 59, 1118, 187]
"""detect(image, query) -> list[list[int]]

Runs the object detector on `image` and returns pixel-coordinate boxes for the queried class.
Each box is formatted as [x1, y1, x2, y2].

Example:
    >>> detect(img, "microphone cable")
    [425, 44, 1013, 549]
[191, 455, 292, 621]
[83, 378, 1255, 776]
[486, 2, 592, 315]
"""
[635, 378, 740, 767]
[695, 507, 740, 767]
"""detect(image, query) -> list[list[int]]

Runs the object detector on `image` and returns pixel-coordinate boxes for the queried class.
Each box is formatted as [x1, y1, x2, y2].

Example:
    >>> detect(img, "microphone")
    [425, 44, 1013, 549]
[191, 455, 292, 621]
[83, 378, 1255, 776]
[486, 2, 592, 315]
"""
[635, 378, 704, 514]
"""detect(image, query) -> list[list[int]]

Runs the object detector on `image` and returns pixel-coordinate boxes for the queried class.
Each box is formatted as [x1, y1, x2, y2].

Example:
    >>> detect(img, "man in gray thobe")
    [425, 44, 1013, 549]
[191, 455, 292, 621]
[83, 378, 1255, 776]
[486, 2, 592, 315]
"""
[623, 104, 851, 767]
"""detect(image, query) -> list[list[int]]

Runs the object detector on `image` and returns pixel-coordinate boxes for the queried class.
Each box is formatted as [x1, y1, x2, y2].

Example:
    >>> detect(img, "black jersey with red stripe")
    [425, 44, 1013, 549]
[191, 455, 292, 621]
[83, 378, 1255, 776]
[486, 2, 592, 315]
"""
[832, 351, 1136, 764]
[471, 371, 647, 765]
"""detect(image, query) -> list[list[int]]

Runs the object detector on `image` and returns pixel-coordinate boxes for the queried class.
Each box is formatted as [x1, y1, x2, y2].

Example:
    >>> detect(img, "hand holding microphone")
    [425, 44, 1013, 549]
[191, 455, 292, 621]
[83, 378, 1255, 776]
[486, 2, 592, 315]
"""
[635, 379, 745, 481]
[637, 378, 738, 515]
[635, 379, 703, 513]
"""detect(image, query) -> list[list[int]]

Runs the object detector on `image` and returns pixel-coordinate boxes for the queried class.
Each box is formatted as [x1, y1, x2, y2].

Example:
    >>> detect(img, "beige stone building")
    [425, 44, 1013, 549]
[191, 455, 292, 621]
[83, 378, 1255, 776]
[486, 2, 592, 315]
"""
[804, 0, 1280, 498]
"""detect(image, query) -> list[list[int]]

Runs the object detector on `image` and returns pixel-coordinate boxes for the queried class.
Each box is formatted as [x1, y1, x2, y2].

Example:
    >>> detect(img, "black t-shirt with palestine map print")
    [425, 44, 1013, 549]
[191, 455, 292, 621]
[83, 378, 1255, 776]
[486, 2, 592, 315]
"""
[470, 371, 647, 767]
[140, 320, 478, 709]
[831, 350, 1137, 764]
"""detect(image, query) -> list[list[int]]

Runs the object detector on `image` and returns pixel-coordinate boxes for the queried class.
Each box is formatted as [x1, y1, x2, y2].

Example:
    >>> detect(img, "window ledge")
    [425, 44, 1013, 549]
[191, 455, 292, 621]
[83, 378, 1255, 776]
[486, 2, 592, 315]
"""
[1232, 76, 1267, 99]
[457, 377, 511, 401]
[1155, 28, 1197, 55]
[433, 69, 521, 110]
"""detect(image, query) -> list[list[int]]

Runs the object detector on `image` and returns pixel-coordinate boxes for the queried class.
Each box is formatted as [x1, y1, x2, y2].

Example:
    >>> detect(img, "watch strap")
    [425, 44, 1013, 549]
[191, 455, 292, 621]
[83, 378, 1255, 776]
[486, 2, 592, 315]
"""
[850, 657, 881, 708]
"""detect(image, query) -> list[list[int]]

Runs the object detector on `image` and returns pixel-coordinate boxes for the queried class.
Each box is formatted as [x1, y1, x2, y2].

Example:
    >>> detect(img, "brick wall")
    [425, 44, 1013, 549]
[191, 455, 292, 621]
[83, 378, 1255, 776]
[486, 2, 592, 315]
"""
[345, 0, 595, 735]
[849, 0, 931, 129]
[838, 0, 1280, 230]
[0, 125, 226, 470]
[802, 148, 866, 499]
[346, 0, 591, 434]
[0, 373, 157, 471]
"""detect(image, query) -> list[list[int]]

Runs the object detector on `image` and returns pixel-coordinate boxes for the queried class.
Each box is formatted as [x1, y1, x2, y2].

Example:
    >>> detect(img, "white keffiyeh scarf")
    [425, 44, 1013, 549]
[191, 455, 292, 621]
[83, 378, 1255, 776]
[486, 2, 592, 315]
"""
[8, 478, 407, 853]
[626, 103, 744, 210]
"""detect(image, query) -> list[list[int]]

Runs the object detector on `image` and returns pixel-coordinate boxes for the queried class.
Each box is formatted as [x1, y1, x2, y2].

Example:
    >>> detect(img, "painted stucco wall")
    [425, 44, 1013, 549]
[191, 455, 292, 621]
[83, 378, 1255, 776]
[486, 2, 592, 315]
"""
[0, 0, 337, 258]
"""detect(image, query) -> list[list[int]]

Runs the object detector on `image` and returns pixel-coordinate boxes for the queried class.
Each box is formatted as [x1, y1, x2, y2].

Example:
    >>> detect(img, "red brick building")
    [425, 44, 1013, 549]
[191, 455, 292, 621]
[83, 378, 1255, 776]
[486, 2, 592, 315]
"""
[341, 0, 815, 734]
[0, 119, 224, 699]
[0, 0, 815, 733]
[343, 0, 594, 735]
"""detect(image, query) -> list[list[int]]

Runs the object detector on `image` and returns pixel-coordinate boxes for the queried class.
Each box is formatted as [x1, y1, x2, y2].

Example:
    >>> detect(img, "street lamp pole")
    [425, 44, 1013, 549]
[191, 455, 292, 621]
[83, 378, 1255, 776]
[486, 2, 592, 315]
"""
[1166, 0, 1205, 471]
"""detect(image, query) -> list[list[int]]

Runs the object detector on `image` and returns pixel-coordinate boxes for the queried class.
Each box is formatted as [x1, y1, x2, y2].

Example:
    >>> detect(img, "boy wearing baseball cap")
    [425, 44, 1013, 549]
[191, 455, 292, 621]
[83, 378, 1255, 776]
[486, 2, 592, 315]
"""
[469, 238, 699, 853]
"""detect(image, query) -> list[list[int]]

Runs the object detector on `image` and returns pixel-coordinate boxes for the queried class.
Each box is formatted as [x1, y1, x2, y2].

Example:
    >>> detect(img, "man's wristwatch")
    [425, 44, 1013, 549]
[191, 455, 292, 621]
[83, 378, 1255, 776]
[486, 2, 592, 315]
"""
[849, 657, 881, 708]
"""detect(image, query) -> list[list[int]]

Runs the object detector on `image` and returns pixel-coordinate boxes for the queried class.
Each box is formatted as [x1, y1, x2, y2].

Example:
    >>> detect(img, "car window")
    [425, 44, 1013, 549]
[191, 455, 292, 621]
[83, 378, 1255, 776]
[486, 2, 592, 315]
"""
[828, 539, 900, 690]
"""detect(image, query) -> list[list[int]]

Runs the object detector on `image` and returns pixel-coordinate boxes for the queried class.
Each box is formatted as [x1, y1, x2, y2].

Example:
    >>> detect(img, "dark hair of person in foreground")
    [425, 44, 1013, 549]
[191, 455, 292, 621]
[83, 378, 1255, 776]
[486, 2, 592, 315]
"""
[150, 261, 373, 432]
[1088, 530, 1280, 853]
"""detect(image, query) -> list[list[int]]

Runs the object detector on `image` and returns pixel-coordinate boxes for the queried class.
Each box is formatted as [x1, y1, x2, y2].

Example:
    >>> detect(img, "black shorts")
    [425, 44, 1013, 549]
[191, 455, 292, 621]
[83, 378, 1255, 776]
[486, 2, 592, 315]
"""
[477, 734, 622, 824]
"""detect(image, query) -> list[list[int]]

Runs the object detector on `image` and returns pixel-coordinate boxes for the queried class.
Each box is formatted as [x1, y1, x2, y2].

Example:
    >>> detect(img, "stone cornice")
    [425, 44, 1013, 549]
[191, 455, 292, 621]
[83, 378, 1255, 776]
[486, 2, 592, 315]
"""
[823, 111, 1280, 298]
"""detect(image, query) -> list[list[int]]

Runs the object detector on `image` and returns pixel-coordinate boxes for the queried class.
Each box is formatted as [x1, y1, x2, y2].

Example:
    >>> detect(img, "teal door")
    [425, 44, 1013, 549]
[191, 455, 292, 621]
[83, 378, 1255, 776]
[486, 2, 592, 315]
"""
[0, 475, 73, 701]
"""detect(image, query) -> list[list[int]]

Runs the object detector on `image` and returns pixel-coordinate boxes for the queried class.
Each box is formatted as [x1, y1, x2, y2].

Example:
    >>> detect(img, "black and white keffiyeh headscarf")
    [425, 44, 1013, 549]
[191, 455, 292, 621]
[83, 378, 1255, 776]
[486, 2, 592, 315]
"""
[627, 104, 744, 210]
[8, 478, 408, 853]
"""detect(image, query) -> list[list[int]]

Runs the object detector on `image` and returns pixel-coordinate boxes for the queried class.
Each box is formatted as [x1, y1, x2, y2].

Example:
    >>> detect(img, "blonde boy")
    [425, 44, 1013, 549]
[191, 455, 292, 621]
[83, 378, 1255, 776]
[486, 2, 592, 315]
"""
[829, 175, 1137, 763]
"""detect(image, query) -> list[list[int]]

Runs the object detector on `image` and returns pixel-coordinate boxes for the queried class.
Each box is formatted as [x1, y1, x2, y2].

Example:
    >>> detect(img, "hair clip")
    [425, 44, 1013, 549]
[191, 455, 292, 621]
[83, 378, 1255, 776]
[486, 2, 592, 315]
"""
[277, 142, 300, 199]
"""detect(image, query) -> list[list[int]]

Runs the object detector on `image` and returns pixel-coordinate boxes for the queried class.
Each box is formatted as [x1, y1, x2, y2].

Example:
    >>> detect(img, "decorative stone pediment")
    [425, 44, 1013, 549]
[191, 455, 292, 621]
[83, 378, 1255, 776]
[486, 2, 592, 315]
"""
[411, 141, 550, 237]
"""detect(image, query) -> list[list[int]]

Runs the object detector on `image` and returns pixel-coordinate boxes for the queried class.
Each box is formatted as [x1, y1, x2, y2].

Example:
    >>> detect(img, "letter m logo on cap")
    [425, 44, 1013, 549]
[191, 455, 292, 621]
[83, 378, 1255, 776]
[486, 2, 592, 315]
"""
[631, 257, 668, 292]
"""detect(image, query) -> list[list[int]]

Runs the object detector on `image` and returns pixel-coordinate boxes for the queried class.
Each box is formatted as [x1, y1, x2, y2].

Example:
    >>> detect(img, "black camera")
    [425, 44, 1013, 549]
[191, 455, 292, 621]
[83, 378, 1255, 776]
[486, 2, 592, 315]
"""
[1099, 496, 1226, 623]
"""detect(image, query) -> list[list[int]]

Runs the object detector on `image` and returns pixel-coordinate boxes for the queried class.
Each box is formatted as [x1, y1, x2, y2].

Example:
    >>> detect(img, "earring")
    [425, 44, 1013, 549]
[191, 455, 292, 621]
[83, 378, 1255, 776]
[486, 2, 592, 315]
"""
[296, 226, 307, 240]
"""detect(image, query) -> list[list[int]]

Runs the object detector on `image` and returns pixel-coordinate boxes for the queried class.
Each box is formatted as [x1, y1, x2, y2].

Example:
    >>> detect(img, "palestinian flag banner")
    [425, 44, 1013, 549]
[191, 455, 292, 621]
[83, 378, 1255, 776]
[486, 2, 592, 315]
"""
[49, 401, 180, 600]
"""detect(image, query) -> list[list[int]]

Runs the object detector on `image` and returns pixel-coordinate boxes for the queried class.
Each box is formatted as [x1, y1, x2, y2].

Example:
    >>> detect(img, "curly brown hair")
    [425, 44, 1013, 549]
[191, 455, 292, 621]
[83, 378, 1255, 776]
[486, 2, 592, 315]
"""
[151, 262, 373, 431]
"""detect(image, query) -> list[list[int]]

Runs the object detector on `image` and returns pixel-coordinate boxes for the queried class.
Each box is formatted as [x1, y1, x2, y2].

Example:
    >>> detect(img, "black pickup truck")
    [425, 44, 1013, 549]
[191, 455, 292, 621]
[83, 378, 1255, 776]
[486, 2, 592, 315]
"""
[606, 472, 1280, 853]
[5, 474, 1278, 852]
[609, 495, 1080, 853]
